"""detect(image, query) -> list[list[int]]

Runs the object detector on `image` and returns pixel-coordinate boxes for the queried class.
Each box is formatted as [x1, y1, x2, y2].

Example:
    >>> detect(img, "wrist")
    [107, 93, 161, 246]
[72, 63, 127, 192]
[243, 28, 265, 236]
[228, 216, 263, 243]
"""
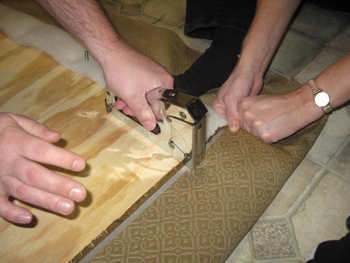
[91, 36, 131, 71]
[290, 84, 325, 126]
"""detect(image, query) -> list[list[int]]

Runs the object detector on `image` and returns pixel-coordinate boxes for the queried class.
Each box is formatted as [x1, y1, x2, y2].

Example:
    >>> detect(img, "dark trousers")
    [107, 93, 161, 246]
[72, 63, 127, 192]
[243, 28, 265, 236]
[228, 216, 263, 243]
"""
[184, 0, 349, 41]
[184, 0, 256, 40]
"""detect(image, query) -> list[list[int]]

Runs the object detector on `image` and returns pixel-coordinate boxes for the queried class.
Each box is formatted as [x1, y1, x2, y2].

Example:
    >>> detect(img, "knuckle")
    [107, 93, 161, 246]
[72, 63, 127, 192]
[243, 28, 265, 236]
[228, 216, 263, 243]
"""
[54, 179, 72, 197]
[242, 110, 253, 120]
[1, 204, 16, 222]
[239, 99, 251, 110]
[259, 131, 273, 143]
[32, 142, 50, 157]
[165, 75, 174, 86]
[251, 119, 264, 131]
[24, 167, 40, 186]
[0, 127, 17, 146]
[15, 184, 30, 200]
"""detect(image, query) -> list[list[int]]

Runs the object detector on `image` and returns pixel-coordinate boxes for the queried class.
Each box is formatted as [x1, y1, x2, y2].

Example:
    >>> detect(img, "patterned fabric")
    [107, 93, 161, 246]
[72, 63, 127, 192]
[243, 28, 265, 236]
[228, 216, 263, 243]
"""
[89, 75, 326, 262]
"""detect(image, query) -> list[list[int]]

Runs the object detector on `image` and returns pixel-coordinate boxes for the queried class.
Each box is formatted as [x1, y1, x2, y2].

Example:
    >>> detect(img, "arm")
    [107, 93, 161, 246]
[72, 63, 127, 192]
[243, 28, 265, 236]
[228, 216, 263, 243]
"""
[0, 113, 86, 224]
[36, 0, 173, 130]
[238, 52, 350, 143]
[213, 0, 302, 132]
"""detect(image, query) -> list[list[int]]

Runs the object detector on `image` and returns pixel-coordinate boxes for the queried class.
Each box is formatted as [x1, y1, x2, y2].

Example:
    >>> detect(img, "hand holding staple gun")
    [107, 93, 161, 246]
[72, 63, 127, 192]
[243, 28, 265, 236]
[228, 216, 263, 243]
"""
[37, 0, 174, 131]
[102, 46, 174, 131]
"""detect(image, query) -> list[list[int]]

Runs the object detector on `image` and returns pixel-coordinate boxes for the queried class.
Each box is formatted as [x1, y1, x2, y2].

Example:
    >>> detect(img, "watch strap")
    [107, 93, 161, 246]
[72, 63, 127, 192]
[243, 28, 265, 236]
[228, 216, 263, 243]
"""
[308, 79, 323, 95]
[307, 78, 333, 113]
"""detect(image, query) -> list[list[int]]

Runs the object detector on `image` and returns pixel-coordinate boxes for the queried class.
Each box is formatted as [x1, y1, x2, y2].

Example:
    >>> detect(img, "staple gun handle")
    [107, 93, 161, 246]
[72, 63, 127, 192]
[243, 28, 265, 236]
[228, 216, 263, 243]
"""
[146, 88, 208, 124]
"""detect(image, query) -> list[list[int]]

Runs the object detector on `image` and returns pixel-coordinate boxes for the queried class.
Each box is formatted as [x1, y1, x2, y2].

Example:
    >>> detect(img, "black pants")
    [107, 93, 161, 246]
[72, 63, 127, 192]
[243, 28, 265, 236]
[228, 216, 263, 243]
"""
[184, 0, 256, 40]
[184, 0, 350, 41]
[307, 233, 350, 263]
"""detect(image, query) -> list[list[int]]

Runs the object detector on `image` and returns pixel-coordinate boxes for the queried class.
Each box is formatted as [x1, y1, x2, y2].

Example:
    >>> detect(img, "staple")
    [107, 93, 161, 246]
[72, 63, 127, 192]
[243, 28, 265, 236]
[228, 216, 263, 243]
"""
[84, 50, 89, 61]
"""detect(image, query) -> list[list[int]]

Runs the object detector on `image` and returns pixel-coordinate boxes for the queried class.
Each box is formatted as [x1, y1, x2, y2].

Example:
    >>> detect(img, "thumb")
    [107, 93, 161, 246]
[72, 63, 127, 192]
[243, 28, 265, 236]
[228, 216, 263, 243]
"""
[213, 97, 241, 133]
[226, 101, 241, 133]
[128, 99, 156, 131]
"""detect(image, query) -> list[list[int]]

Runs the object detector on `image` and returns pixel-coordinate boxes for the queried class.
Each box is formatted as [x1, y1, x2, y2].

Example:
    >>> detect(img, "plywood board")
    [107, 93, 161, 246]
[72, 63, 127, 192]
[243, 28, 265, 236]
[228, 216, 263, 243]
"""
[0, 33, 181, 262]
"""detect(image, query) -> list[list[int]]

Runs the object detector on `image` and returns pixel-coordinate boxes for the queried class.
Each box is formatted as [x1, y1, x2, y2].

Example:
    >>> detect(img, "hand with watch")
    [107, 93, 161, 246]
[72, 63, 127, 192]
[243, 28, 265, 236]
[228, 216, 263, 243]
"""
[234, 77, 335, 143]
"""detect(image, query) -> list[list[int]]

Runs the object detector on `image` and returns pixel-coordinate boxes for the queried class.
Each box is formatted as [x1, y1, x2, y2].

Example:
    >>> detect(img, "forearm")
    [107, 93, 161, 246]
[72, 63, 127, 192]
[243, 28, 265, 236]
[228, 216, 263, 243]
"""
[36, 0, 127, 67]
[313, 52, 350, 108]
[297, 51, 350, 123]
[238, 0, 302, 76]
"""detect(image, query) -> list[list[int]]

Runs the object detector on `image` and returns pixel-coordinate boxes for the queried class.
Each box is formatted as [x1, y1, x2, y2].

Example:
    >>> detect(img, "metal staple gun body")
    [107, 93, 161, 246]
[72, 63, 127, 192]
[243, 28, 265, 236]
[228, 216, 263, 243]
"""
[105, 87, 208, 168]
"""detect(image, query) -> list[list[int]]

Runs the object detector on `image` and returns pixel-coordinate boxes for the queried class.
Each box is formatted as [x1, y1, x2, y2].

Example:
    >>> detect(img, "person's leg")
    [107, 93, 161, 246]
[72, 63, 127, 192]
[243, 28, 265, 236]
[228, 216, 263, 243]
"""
[306, 0, 350, 13]
[307, 216, 350, 263]
[174, 0, 256, 96]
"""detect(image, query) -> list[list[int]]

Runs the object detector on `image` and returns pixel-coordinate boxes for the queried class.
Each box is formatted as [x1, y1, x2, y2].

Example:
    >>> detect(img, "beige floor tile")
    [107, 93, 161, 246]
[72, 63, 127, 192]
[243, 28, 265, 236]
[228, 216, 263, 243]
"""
[270, 31, 323, 77]
[290, 2, 349, 44]
[292, 171, 350, 259]
[143, 0, 186, 26]
[261, 158, 322, 218]
[251, 219, 297, 260]
[329, 25, 350, 53]
[120, 3, 143, 16]
[330, 137, 350, 178]
[307, 107, 350, 165]
[224, 235, 254, 263]
[294, 47, 346, 84]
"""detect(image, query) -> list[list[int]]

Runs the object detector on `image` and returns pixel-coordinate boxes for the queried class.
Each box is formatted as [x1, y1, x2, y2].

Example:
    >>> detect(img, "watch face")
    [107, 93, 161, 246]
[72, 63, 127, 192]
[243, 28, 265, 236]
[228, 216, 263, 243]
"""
[315, 92, 330, 107]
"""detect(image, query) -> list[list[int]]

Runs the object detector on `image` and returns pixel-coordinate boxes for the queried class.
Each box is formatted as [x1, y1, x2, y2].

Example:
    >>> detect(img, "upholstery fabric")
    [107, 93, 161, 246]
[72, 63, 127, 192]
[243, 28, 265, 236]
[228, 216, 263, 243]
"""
[88, 74, 326, 262]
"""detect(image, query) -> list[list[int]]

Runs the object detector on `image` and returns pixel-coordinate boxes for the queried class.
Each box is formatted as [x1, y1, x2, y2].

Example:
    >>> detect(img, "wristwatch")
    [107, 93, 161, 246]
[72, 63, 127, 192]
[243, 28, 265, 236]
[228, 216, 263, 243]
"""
[307, 78, 332, 113]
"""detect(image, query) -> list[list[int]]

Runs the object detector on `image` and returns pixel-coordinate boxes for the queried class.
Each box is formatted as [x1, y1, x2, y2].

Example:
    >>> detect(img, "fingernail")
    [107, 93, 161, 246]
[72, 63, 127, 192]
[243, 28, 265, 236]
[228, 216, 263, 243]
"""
[18, 214, 32, 224]
[73, 159, 86, 171]
[143, 120, 156, 131]
[69, 188, 85, 202]
[219, 111, 225, 117]
[229, 123, 239, 133]
[58, 201, 74, 215]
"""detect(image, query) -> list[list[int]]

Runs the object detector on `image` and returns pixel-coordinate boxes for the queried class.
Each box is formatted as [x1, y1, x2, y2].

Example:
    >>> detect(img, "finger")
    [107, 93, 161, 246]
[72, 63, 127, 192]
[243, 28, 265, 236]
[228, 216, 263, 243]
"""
[225, 98, 241, 133]
[127, 99, 156, 131]
[14, 132, 85, 172]
[114, 98, 127, 110]
[10, 114, 61, 143]
[4, 177, 76, 216]
[0, 194, 33, 224]
[122, 106, 134, 116]
[212, 99, 227, 118]
[9, 157, 86, 202]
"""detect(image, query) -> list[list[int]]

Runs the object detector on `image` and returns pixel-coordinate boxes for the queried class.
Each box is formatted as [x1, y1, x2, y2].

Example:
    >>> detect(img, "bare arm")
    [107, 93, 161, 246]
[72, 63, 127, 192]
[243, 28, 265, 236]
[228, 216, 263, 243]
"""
[238, 51, 350, 143]
[36, 0, 174, 130]
[239, 0, 302, 77]
[213, 0, 302, 132]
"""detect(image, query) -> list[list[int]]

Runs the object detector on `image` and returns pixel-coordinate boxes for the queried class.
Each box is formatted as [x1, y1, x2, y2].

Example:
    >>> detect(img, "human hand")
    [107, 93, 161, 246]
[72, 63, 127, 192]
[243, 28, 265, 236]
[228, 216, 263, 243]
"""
[0, 113, 87, 224]
[102, 45, 173, 131]
[237, 86, 323, 143]
[212, 67, 263, 132]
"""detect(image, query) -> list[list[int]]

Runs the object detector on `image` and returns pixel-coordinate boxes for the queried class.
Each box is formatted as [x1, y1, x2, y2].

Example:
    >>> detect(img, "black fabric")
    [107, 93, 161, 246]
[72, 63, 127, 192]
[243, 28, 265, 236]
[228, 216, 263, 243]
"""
[174, 27, 245, 96]
[306, 0, 350, 12]
[307, 233, 350, 263]
[184, 0, 256, 40]
[176, 0, 350, 96]
[174, 0, 256, 96]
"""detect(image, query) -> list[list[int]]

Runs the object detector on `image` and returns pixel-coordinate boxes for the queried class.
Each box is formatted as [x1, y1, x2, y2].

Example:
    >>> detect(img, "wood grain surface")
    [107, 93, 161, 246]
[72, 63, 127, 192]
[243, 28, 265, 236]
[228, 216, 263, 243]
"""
[0, 33, 181, 262]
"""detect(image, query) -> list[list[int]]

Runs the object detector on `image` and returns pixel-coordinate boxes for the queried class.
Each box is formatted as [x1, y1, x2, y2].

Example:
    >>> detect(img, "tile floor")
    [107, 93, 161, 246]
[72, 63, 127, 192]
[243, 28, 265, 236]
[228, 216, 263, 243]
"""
[104, 0, 350, 262]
